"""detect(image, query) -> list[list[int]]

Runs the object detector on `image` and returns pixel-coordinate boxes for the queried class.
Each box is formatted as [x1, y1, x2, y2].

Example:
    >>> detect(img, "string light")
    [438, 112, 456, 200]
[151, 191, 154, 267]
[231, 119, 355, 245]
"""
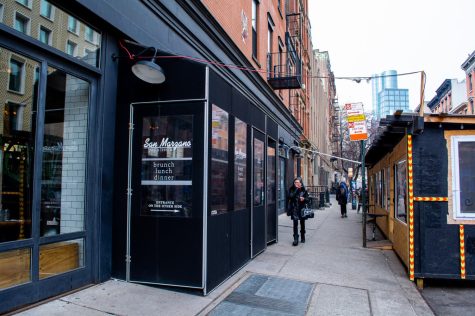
[118, 40, 424, 82]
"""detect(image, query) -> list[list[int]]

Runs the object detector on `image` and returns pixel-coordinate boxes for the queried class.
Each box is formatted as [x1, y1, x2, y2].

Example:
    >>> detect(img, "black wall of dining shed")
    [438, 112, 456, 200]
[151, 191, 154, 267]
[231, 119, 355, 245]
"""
[412, 124, 475, 279]
[206, 70, 273, 291]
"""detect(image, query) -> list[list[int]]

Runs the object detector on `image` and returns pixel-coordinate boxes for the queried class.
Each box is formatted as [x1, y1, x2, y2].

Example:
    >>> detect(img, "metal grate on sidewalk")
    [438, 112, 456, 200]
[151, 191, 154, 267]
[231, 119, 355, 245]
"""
[209, 274, 314, 316]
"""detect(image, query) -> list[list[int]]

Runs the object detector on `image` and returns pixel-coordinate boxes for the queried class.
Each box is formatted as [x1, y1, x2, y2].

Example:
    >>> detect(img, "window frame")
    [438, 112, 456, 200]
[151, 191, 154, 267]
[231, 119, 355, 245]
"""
[67, 15, 79, 35]
[14, 11, 31, 35]
[40, 0, 55, 21]
[66, 40, 77, 57]
[38, 25, 52, 45]
[251, 0, 259, 60]
[0, 4, 4, 23]
[394, 158, 408, 223]
[8, 56, 26, 94]
[451, 135, 475, 219]
[16, 0, 32, 9]
[84, 26, 96, 44]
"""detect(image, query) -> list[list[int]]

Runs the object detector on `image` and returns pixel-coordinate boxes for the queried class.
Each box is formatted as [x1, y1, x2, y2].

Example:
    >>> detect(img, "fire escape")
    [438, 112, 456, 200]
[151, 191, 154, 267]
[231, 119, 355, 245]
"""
[266, 11, 302, 90]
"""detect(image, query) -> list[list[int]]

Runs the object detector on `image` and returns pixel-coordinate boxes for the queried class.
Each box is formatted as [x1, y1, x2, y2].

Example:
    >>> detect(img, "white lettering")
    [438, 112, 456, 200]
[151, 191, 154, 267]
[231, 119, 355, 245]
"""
[144, 137, 192, 149]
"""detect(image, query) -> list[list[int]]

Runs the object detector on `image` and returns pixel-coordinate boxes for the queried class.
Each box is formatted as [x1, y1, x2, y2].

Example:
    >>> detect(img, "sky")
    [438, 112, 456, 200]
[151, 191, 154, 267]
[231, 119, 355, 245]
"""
[308, 0, 475, 112]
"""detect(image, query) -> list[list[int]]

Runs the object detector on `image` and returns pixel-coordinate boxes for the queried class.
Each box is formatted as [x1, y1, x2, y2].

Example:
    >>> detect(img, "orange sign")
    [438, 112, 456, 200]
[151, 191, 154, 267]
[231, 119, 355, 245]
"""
[345, 103, 368, 141]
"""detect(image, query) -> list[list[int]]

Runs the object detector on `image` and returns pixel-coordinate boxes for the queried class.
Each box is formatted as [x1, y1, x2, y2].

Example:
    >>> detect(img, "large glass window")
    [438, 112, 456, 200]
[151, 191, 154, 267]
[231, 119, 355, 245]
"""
[210, 105, 229, 215]
[40, 67, 90, 237]
[234, 118, 247, 210]
[395, 159, 407, 222]
[0, 49, 38, 244]
[1, 1, 101, 68]
[451, 136, 475, 219]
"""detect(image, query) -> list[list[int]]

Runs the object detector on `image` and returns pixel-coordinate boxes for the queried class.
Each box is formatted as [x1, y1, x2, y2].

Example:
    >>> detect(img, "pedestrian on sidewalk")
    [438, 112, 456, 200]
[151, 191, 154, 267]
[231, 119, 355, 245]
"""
[287, 177, 310, 246]
[336, 181, 348, 218]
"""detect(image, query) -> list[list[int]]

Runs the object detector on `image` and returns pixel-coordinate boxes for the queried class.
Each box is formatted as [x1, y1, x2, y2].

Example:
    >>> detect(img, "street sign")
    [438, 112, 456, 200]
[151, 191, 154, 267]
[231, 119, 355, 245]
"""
[345, 103, 368, 141]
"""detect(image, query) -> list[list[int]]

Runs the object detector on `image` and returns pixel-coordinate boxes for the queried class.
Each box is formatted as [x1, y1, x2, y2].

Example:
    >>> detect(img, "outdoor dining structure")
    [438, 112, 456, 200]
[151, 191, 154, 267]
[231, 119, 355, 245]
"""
[365, 113, 475, 287]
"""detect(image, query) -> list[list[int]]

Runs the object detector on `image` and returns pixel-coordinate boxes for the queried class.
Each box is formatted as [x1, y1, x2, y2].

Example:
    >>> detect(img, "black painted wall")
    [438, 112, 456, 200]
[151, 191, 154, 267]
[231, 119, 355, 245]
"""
[413, 124, 475, 279]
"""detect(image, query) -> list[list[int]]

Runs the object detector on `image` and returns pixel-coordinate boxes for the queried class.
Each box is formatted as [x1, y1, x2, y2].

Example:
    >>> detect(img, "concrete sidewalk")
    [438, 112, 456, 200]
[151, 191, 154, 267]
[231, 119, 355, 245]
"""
[15, 196, 434, 316]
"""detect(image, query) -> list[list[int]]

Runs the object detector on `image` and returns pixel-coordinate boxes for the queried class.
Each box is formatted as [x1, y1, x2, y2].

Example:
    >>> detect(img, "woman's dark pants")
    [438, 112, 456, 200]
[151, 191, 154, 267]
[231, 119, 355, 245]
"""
[293, 219, 306, 237]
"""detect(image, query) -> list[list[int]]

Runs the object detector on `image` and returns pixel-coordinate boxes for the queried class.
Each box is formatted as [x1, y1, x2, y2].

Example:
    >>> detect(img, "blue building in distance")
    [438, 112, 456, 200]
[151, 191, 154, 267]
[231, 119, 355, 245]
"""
[372, 70, 409, 120]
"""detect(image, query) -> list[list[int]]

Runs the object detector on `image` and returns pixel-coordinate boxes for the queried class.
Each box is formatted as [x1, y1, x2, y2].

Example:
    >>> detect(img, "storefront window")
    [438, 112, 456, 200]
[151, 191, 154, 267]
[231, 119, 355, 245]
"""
[253, 138, 264, 207]
[234, 118, 247, 210]
[1, 0, 101, 68]
[140, 115, 193, 217]
[395, 159, 407, 222]
[0, 48, 38, 243]
[210, 105, 229, 215]
[451, 136, 475, 219]
[40, 67, 90, 237]
[39, 239, 84, 279]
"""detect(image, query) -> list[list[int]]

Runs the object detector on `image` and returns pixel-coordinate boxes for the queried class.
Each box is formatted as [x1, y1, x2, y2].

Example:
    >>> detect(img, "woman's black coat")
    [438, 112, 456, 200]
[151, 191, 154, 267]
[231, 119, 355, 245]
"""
[287, 185, 310, 221]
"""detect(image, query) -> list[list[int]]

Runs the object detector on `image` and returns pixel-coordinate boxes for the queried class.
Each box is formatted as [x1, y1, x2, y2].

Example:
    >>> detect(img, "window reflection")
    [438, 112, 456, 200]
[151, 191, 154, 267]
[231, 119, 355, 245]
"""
[234, 118, 247, 210]
[395, 159, 407, 222]
[0, 48, 38, 243]
[267, 144, 276, 204]
[210, 104, 229, 215]
[1, 0, 101, 68]
[40, 67, 89, 237]
[253, 137, 264, 207]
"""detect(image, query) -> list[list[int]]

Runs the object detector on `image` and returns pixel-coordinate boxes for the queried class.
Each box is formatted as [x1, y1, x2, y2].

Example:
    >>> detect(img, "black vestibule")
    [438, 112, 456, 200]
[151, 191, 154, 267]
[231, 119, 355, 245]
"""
[113, 56, 283, 293]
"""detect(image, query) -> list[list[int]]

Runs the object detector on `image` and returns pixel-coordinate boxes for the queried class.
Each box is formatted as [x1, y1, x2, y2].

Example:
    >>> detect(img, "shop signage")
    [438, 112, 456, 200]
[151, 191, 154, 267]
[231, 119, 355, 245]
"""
[345, 103, 368, 141]
[140, 115, 193, 217]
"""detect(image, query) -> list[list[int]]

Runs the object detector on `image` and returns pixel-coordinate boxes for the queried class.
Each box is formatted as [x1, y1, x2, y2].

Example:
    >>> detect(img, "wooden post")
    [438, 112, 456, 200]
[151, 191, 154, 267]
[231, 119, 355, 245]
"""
[418, 71, 426, 117]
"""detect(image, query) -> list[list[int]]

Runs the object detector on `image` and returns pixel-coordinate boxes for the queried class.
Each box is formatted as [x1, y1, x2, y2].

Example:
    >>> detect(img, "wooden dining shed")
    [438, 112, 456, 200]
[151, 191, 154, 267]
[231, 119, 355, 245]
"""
[365, 113, 475, 286]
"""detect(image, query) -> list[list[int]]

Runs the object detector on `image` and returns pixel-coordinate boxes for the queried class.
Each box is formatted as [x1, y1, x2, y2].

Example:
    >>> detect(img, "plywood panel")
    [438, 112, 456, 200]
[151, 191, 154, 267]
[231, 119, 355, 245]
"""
[368, 136, 409, 268]
[39, 242, 79, 279]
[392, 219, 409, 268]
[0, 248, 31, 289]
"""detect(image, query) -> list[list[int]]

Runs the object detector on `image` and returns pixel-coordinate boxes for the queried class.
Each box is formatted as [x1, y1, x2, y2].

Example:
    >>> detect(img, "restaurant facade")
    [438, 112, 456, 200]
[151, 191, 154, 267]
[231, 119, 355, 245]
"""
[0, 0, 304, 312]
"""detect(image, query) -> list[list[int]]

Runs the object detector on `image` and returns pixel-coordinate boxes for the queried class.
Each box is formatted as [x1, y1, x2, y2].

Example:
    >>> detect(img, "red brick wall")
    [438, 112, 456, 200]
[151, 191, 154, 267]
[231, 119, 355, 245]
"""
[202, 0, 289, 102]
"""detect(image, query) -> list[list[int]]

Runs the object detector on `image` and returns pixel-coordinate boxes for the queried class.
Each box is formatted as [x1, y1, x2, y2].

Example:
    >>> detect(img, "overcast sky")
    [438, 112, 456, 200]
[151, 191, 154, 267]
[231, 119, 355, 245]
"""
[308, 0, 475, 112]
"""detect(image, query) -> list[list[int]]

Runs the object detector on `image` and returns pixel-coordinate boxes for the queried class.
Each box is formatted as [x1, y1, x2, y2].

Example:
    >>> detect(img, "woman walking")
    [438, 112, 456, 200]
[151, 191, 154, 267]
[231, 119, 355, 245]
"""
[287, 177, 310, 246]
[336, 181, 348, 218]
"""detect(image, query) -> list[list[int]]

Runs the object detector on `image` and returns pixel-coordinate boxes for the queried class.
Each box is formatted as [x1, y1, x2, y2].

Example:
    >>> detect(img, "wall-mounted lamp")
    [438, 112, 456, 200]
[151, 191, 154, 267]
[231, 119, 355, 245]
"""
[113, 40, 166, 84]
[131, 48, 165, 84]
